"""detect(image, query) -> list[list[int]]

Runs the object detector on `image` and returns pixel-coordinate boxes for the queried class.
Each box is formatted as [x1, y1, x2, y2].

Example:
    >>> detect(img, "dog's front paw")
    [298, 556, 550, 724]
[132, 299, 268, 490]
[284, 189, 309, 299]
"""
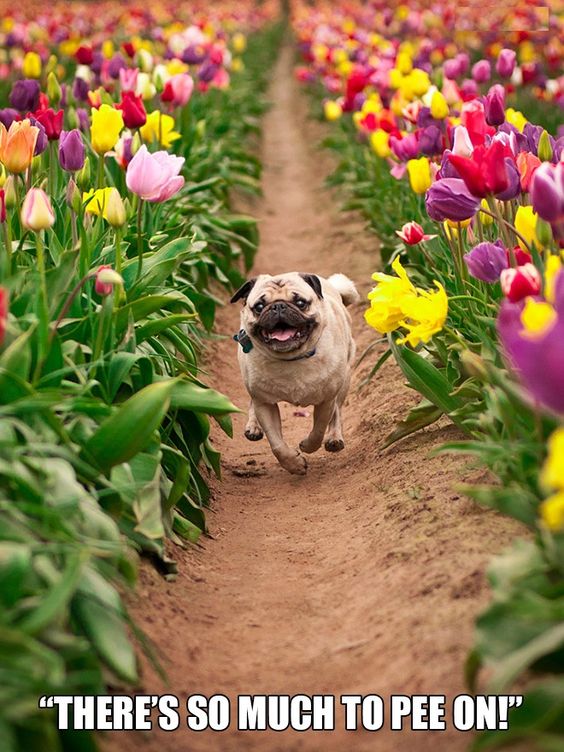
[279, 450, 308, 476]
[299, 437, 322, 454]
[244, 426, 264, 441]
[324, 438, 345, 452]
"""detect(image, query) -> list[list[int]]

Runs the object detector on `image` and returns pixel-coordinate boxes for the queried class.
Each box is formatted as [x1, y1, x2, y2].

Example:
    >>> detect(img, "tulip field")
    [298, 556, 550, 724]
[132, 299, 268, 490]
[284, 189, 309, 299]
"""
[0, 0, 563, 750]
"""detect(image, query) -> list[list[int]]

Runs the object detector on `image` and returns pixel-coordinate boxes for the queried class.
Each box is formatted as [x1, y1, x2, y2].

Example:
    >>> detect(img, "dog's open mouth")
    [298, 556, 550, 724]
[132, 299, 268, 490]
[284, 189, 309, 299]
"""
[258, 322, 313, 351]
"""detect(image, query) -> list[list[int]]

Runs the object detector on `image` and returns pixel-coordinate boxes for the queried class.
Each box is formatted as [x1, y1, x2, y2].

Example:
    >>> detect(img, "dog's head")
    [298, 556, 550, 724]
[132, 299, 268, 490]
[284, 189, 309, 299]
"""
[231, 273, 324, 355]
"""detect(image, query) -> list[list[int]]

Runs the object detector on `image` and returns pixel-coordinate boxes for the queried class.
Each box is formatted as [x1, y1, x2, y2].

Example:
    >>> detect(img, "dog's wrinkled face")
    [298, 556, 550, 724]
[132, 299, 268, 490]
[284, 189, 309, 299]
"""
[231, 273, 324, 354]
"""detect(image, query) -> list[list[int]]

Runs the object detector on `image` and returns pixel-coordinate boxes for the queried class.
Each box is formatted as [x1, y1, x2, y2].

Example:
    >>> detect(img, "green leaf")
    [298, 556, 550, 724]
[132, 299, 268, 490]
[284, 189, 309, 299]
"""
[83, 380, 178, 472]
[170, 380, 240, 415]
[382, 399, 443, 448]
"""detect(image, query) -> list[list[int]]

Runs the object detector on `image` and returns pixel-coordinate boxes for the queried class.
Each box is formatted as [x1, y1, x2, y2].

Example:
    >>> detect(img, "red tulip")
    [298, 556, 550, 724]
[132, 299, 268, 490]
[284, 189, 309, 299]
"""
[75, 46, 94, 65]
[500, 263, 541, 303]
[449, 140, 513, 198]
[117, 91, 146, 129]
[122, 42, 136, 59]
[31, 108, 64, 140]
[395, 221, 437, 245]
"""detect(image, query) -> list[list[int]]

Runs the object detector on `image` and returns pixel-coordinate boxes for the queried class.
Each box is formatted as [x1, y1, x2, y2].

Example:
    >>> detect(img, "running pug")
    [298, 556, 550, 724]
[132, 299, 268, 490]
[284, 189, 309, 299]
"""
[231, 272, 359, 475]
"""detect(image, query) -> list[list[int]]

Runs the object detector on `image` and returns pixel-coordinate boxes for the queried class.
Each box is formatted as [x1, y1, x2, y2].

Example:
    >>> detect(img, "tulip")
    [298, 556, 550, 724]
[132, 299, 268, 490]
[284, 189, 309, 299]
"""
[0, 119, 39, 174]
[395, 221, 437, 245]
[430, 91, 448, 119]
[537, 130, 553, 162]
[27, 117, 48, 156]
[484, 84, 505, 127]
[95, 265, 123, 296]
[120, 67, 139, 93]
[448, 140, 513, 198]
[516, 152, 541, 192]
[66, 179, 82, 214]
[0, 109, 21, 129]
[515, 206, 541, 251]
[9, 79, 40, 112]
[418, 125, 442, 157]
[530, 162, 564, 225]
[117, 91, 147, 129]
[108, 53, 127, 80]
[125, 145, 184, 202]
[425, 178, 480, 222]
[72, 77, 89, 103]
[22, 51, 42, 79]
[452, 126, 473, 157]
[370, 129, 390, 158]
[500, 263, 541, 302]
[464, 240, 508, 283]
[105, 188, 126, 228]
[496, 48, 516, 79]
[32, 108, 64, 141]
[76, 157, 91, 191]
[3, 176, 16, 209]
[90, 104, 124, 155]
[139, 111, 180, 148]
[460, 99, 494, 147]
[443, 58, 461, 80]
[495, 158, 521, 201]
[47, 72, 62, 105]
[324, 100, 342, 121]
[406, 157, 432, 195]
[389, 132, 419, 162]
[76, 45, 94, 66]
[471, 59, 491, 84]
[160, 73, 194, 108]
[59, 129, 86, 172]
[0, 287, 8, 346]
[21, 188, 55, 231]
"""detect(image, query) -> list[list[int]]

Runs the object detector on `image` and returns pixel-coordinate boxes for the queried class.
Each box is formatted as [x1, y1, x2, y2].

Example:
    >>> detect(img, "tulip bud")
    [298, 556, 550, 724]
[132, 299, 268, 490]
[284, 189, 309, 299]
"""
[21, 188, 55, 232]
[130, 131, 141, 156]
[22, 51, 42, 79]
[105, 188, 126, 227]
[66, 178, 82, 214]
[537, 130, 553, 162]
[460, 350, 488, 380]
[500, 263, 541, 302]
[3, 176, 17, 209]
[496, 48, 516, 79]
[0, 165, 6, 189]
[47, 71, 62, 105]
[536, 218, 553, 248]
[31, 155, 42, 175]
[76, 156, 91, 191]
[95, 265, 123, 296]
[430, 91, 449, 119]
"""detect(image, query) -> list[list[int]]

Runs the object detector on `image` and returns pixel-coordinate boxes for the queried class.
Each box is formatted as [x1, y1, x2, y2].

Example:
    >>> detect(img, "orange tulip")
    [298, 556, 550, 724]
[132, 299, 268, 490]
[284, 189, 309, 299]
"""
[0, 120, 39, 174]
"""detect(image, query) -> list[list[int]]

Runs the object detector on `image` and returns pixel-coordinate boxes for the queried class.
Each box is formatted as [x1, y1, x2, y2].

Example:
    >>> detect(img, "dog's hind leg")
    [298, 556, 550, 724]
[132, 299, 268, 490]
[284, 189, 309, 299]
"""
[324, 404, 345, 452]
[299, 399, 336, 454]
[254, 401, 307, 475]
[244, 401, 264, 441]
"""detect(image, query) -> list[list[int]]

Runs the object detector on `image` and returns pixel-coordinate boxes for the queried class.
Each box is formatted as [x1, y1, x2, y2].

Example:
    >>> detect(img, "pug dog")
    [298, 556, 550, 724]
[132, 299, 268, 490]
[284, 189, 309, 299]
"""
[230, 272, 359, 475]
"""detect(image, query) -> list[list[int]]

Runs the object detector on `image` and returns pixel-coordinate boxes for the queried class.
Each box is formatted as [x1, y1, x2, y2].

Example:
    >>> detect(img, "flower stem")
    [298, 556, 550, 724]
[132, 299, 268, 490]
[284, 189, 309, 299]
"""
[2, 221, 12, 278]
[97, 155, 105, 189]
[48, 140, 57, 196]
[136, 198, 144, 279]
[33, 231, 49, 383]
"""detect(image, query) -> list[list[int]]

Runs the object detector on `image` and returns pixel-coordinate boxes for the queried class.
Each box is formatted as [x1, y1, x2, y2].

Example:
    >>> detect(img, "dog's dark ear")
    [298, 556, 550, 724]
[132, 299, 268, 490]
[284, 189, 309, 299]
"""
[230, 278, 257, 304]
[300, 274, 323, 299]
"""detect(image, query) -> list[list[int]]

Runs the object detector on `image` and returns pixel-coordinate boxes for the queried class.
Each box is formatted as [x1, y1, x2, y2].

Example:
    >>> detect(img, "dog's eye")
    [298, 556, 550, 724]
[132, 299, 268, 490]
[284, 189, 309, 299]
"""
[254, 302, 265, 313]
[295, 298, 308, 309]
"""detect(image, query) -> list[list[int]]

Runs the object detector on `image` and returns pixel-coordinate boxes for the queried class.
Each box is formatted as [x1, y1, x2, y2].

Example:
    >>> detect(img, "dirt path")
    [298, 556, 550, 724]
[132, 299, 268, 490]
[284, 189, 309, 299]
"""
[108, 44, 519, 752]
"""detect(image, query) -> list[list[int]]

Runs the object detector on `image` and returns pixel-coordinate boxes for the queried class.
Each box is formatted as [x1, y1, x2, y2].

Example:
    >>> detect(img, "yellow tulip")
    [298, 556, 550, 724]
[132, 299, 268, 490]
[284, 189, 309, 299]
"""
[22, 51, 42, 79]
[545, 255, 562, 304]
[430, 91, 449, 119]
[102, 40, 115, 59]
[541, 428, 564, 491]
[514, 205, 539, 251]
[410, 69, 431, 97]
[396, 283, 448, 347]
[479, 198, 494, 226]
[396, 52, 412, 75]
[365, 257, 418, 333]
[140, 110, 181, 148]
[232, 32, 247, 54]
[406, 157, 432, 195]
[520, 299, 557, 337]
[370, 130, 390, 159]
[505, 108, 528, 133]
[90, 105, 124, 156]
[324, 100, 342, 122]
[83, 187, 113, 219]
[540, 492, 564, 531]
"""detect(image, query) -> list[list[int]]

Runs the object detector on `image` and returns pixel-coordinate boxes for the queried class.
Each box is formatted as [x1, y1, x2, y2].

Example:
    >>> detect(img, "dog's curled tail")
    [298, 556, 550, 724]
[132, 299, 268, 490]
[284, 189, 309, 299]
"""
[328, 274, 360, 307]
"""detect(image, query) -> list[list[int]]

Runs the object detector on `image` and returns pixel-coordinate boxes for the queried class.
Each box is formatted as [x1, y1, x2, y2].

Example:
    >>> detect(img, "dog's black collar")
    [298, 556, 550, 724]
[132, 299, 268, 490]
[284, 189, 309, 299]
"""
[233, 329, 316, 360]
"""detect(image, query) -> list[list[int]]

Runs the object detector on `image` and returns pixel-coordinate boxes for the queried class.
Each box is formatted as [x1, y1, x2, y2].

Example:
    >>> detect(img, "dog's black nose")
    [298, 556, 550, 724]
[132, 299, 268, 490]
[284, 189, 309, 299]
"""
[269, 301, 287, 313]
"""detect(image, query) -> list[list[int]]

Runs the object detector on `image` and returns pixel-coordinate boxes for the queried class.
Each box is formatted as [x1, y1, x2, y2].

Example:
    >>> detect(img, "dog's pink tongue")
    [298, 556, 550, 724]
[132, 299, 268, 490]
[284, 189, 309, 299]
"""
[270, 328, 297, 341]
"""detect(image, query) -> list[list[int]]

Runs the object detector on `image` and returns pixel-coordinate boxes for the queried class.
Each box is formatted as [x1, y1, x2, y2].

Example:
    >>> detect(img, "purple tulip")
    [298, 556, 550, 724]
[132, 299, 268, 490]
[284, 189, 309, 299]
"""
[108, 54, 126, 79]
[417, 106, 441, 129]
[464, 240, 508, 283]
[390, 132, 419, 161]
[484, 84, 505, 126]
[460, 78, 479, 100]
[9, 79, 40, 112]
[497, 270, 564, 415]
[425, 178, 480, 222]
[72, 77, 89, 103]
[59, 129, 86, 172]
[495, 158, 521, 201]
[443, 58, 461, 79]
[496, 48, 516, 79]
[472, 59, 491, 84]
[530, 162, 564, 224]
[438, 150, 461, 179]
[90, 52, 104, 76]
[76, 108, 90, 133]
[27, 117, 48, 156]
[182, 45, 206, 65]
[198, 61, 219, 83]
[419, 125, 443, 156]
[0, 108, 20, 129]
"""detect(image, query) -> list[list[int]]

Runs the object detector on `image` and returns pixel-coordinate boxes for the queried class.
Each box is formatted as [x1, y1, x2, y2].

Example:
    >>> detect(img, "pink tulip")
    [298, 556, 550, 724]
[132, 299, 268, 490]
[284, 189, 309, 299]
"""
[125, 144, 184, 202]
[119, 68, 139, 93]
[161, 73, 194, 107]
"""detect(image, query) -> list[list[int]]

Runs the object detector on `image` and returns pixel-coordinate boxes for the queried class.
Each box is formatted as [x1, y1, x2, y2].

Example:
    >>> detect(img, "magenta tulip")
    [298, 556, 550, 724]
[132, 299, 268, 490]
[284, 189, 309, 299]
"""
[125, 145, 184, 202]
